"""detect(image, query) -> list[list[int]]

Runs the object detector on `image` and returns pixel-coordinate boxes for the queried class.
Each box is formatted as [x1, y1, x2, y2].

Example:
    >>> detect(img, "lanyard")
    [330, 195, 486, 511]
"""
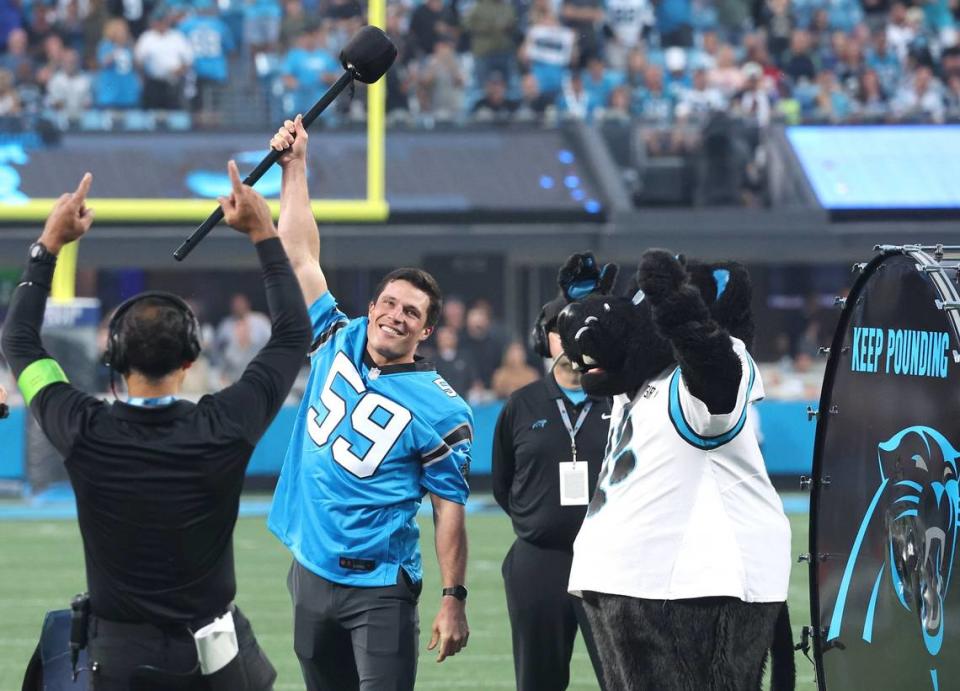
[127, 395, 177, 407]
[555, 398, 592, 466]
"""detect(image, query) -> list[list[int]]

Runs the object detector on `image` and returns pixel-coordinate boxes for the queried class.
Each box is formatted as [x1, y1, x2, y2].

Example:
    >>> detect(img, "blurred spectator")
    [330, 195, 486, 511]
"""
[440, 294, 467, 334]
[558, 70, 591, 119]
[675, 66, 724, 122]
[0, 28, 33, 85]
[582, 54, 622, 110]
[0, 0, 21, 48]
[885, 2, 915, 61]
[604, 0, 653, 71]
[0, 69, 22, 115]
[854, 67, 889, 119]
[632, 64, 674, 123]
[812, 69, 852, 121]
[893, 64, 943, 121]
[417, 36, 466, 118]
[215, 293, 271, 385]
[600, 83, 632, 119]
[434, 325, 479, 397]
[281, 22, 339, 117]
[758, 0, 793, 63]
[866, 26, 901, 94]
[663, 45, 692, 96]
[409, 0, 453, 60]
[462, 300, 507, 391]
[463, 0, 518, 86]
[95, 18, 141, 108]
[243, 0, 283, 56]
[732, 61, 773, 125]
[944, 74, 960, 118]
[106, 0, 155, 37]
[827, 0, 863, 33]
[134, 7, 193, 109]
[560, 0, 604, 65]
[491, 341, 540, 398]
[472, 72, 519, 116]
[179, 0, 236, 114]
[516, 71, 554, 117]
[708, 43, 746, 97]
[279, 0, 307, 49]
[655, 0, 693, 47]
[716, 0, 750, 43]
[45, 47, 92, 117]
[783, 29, 817, 83]
[36, 34, 68, 90]
[520, 11, 576, 98]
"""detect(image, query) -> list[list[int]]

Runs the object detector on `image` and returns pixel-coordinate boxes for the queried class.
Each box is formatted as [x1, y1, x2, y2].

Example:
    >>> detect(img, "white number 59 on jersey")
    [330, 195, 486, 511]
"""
[307, 352, 412, 478]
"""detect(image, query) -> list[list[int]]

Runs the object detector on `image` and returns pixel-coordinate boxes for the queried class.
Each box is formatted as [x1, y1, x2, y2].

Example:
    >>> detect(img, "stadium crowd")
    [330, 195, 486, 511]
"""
[0, 0, 958, 129]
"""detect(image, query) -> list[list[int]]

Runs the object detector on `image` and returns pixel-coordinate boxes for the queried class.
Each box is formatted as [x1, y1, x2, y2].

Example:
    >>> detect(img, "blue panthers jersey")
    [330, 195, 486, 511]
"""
[179, 16, 235, 82]
[268, 292, 472, 587]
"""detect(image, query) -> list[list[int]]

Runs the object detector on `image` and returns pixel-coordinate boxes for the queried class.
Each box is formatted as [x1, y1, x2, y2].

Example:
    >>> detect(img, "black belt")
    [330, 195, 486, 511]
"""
[91, 603, 235, 638]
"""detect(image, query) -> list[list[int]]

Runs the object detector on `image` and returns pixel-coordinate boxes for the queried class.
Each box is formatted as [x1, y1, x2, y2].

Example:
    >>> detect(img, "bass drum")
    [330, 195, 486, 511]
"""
[810, 245, 960, 691]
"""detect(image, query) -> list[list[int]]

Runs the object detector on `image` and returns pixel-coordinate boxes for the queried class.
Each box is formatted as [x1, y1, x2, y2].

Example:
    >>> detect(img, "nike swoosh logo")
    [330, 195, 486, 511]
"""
[601, 413, 612, 420]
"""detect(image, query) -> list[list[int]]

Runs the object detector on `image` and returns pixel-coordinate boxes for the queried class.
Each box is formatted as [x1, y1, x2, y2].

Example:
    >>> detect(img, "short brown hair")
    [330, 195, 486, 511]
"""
[372, 268, 443, 327]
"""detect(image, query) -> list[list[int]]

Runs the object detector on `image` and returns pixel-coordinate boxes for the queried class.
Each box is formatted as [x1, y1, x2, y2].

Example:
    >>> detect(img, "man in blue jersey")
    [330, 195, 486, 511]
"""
[267, 114, 472, 691]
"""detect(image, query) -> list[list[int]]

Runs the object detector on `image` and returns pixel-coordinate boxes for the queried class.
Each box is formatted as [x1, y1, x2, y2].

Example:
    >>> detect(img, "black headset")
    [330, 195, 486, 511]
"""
[531, 305, 551, 359]
[531, 295, 566, 359]
[104, 291, 201, 374]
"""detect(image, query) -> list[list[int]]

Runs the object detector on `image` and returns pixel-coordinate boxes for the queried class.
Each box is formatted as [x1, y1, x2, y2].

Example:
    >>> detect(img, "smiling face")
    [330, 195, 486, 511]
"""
[366, 279, 433, 365]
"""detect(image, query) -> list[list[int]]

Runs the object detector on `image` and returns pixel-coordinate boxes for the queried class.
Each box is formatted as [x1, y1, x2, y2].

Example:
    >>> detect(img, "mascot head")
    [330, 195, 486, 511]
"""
[556, 251, 754, 398]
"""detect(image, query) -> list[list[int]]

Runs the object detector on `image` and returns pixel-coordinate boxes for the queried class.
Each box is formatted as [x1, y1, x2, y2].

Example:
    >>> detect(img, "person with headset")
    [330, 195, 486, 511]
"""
[491, 254, 615, 691]
[3, 165, 311, 690]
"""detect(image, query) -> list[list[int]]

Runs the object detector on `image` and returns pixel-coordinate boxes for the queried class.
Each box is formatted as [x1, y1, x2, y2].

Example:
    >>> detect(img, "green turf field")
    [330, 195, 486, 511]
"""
[0, 506, 816, 690]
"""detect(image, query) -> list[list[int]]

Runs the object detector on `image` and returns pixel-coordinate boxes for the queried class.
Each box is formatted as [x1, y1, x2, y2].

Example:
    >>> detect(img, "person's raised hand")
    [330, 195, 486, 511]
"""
[269, 114, 308, 169]
[39, 172, 95, 254]
[217, 160, 277, 243]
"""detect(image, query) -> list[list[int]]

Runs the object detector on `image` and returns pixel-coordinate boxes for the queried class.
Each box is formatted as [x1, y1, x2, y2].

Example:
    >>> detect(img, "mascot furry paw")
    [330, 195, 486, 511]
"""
[558, 250, 796, 691]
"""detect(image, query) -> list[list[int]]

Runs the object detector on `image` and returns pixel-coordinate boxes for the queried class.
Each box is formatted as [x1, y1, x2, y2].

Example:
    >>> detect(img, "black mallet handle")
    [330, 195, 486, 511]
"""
[173, 71, 355, 262]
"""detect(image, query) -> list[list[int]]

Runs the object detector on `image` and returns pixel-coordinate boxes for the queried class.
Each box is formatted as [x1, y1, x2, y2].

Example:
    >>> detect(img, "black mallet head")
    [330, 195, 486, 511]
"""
[340, 26, 398, 84]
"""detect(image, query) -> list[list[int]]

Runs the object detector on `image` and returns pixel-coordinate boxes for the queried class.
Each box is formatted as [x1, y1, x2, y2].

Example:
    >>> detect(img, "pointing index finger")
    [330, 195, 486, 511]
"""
[73, 172, 93, 201]
[227, 160, 243, 193]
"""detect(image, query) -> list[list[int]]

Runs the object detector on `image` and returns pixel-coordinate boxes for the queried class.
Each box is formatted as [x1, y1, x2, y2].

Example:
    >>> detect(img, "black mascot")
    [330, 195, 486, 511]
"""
[556, 250, 795, 691]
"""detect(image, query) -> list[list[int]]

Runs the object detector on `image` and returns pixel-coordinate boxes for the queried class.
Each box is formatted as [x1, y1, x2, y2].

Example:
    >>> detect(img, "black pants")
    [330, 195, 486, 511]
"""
[288, 559, 421, 691]
[87, 606, 275, 690]
[502, 539, 607, 691]
[581, 593, 782, 691]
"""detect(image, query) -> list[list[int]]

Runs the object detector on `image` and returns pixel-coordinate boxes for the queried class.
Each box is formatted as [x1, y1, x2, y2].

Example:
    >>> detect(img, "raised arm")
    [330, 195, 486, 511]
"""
[270, 114, 328, 306]
[1, 173, 99, 454]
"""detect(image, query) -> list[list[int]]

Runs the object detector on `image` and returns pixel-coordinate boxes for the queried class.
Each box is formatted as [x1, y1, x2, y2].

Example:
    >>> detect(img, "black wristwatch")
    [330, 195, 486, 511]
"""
[441, 585, 468, 601]
[28, 241, 57, 264]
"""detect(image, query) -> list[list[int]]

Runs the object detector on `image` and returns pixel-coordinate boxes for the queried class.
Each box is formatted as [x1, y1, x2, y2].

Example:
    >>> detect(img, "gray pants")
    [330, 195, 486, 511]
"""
[287, 560, 421, 691]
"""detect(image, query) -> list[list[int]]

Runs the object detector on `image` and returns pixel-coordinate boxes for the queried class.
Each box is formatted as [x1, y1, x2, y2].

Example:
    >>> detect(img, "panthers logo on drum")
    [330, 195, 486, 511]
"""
[828, 426, 960, 690]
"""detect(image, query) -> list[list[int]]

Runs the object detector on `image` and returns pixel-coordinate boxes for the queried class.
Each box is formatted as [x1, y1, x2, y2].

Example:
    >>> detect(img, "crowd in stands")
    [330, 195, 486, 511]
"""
[1, 0, 959, 130]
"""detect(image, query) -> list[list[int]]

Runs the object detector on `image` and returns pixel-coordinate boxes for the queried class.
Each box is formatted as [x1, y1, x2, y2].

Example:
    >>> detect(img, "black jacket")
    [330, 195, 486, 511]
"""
[492, 372, 611, 550]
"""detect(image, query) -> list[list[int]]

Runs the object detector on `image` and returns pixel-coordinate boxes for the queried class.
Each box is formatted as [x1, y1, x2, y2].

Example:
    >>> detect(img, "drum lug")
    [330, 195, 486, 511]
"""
[840, 345, 850, 354]
[800, 475, 830, 490]
[798, 552, 811, 563]
[851, 263, 866, 273]
[817, 346, 830, 356]
[806, 406, 819, 421]
[834, 296, 846, 308]
[935, 299, 960, 311]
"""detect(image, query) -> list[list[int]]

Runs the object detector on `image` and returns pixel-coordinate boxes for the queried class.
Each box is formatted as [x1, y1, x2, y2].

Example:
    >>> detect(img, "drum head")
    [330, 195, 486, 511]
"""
[811, 248, 960, 691]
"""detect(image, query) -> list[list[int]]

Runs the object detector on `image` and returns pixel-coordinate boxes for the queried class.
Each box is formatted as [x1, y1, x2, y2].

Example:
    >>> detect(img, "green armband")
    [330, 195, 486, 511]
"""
[18, 359, 69, 405]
